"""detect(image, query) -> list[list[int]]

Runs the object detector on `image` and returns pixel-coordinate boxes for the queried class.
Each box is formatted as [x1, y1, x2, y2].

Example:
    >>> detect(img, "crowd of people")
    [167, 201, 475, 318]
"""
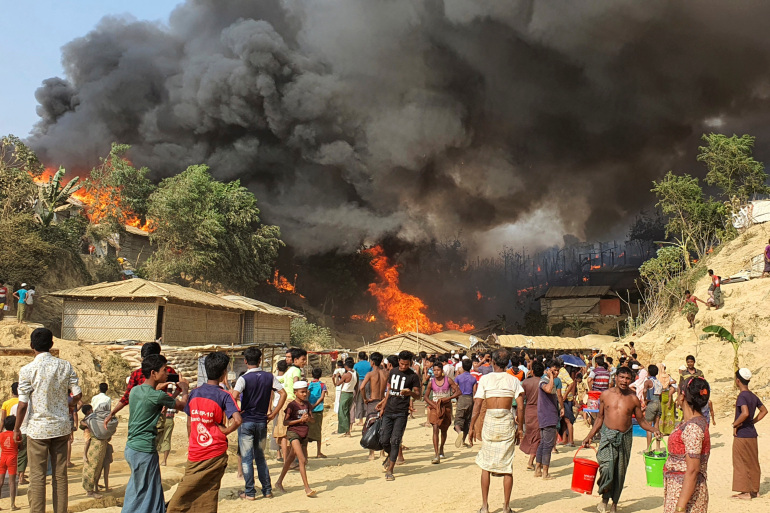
[1, 328, 767, 513]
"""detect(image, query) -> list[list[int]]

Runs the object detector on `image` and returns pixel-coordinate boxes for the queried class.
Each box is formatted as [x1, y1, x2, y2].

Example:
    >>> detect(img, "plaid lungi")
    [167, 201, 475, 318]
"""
[475, 408, 515, 474]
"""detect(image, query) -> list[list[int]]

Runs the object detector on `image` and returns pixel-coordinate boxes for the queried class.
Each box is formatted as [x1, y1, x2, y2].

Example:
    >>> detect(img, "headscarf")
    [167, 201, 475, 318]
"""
[658, 363, 672, 387]
[630, 368, 648, 403]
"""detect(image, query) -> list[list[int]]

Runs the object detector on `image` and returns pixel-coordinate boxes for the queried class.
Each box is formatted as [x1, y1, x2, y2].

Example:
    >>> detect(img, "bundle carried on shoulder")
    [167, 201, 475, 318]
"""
[84, 402, 118, 440]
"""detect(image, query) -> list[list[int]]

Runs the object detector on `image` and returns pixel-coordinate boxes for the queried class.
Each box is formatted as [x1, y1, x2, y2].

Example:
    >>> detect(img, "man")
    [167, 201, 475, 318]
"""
[0, 280, 8, 321]
[442, 355, 456, 380]
[14, 327, 81, 513]
[166, 352, 241, 512]
[25, 286, 36, 320]
[535, 358, 563, 480]
[582, 366, 661, 513]
[642, 365, 663, 452]
[680, 290, 707, 329]
[731, 368, 767, 500]
[520, 361, 544, 470]
[588, 355, 611, 392]
[91, 383, 111, 410]
[678, 355, 704, 390]
[353, 352, 372, 426]
[453, 358, 477, 448]
[468, 349, 525, 513]
[470, 357, 483, 381]
[424, 361, 460, 463]
[361, 352, 386, 460]
[274, 348, 305, 459]
[1, 382, 19, 427]
[377, 350, 421, 481]
[121, 354, 189, 513]
[707, 269, 723, 309]
[12, 284, 27, 324]
[478, 353, 493, 375]
[104, 342, 177, 427]
[233, 347, 286, 500]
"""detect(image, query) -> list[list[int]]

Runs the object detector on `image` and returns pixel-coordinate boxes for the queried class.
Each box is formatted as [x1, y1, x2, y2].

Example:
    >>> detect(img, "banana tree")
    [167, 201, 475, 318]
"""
[702, 324, 747, 377]
[34, 167, 82, 226]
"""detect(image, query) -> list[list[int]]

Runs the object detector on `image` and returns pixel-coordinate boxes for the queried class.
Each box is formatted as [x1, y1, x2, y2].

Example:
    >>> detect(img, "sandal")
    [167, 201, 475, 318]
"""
[385, 473, 395, 481]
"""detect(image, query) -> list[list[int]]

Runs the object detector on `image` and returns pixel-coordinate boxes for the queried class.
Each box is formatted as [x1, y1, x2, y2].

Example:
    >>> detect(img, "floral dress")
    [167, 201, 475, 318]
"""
[663, 416, 710, 513]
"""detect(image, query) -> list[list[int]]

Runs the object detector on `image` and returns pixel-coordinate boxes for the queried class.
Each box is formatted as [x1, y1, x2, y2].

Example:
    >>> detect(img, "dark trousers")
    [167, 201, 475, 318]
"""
[536, 426, 558, 466]
[379, 413, 408, 462]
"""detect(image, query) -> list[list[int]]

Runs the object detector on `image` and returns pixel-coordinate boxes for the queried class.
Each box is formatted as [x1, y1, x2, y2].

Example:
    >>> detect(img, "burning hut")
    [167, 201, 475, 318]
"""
[221, 295, 299, 345]
[51, 279, 244, 346]
[539, 286, 625, 335]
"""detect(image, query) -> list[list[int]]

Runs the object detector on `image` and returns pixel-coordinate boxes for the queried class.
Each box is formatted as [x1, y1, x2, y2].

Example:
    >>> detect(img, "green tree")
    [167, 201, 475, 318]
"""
[145, 165, 283, 292]
[82, 143, 156, 231]
[34, 167, 82, 226]
[290, 317, 334, 349]
[0, 135, 41, 220]
[651, 171, 729, 264]
[702, 323, 747, 378]
[697, 134, 769, 204]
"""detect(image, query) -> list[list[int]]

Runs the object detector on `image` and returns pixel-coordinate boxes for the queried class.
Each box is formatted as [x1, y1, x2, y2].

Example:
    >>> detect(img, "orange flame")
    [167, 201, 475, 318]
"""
[31, 167, 155, 232]
[364, 246, 474, 334]
[582, 276, 589, 283]
[272, 270, 303, 297]
[590, 265, 601, 270]
[351, 314, 377, 322]
[537, 266, 541, 272]
[476, 290, 483, 301]
[445, 320, 475, 332]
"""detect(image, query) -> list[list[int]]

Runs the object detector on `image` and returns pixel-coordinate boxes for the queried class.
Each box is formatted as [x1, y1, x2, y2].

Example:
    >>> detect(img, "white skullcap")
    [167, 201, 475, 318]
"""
[454, 354, 460, 359]
[21, 283, 27, 287]
[738, 368, 752, 381]
[679, 365, 687, 371]
[294, 380, 308, 389]
[632, 364, 641, 370]
[462, 355, 470, 360]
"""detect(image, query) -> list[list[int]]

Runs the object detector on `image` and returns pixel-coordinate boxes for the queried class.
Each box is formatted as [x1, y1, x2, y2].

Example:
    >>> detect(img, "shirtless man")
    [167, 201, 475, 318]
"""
[361, 352, 387, 459]
[582, 366, 661, 513]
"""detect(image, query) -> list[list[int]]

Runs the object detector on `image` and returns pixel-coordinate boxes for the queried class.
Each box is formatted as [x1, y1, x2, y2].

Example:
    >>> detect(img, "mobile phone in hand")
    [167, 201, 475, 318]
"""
[166, 373, 180, 383]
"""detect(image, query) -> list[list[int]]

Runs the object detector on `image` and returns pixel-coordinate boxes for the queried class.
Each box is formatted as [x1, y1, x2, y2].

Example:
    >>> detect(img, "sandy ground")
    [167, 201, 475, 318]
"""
[2, 402, 768, 513]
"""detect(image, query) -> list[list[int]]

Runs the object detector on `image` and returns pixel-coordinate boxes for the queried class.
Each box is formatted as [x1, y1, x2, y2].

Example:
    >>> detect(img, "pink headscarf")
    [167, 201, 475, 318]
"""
[631, 368, 649, 403]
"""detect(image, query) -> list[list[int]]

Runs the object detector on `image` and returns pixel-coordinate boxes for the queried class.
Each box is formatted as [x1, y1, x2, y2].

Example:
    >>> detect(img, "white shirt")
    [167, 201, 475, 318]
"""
[474, 371, 524, 400]
[443, 363, 456, 380]
[25, 289, 35, 305]
[18, 352, 81, 440]
[91, 392, 111, 410]
[341, 370, 357, 393]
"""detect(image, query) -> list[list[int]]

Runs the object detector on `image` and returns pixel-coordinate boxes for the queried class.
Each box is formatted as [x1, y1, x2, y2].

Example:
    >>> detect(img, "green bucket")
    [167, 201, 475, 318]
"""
[643, 438, 668, 488]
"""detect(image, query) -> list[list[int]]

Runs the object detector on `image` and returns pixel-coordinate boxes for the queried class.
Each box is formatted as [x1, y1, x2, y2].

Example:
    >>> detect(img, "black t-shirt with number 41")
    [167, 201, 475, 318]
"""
[384, 368, 421, 415]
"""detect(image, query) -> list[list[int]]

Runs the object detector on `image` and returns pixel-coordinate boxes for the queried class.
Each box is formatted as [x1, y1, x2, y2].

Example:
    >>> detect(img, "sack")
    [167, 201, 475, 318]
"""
[85, 403, 118, 440]
[360, 415, 383, 451]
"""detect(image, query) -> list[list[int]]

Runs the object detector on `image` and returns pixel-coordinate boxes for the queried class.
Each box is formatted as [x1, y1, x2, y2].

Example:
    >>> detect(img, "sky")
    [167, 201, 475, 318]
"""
[0, 0, 180, 138]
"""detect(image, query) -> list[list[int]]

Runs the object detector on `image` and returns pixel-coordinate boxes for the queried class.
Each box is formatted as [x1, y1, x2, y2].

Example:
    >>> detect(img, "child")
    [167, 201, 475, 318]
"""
[274, 361, 288, 461]
[166, 352, 241, 513]
[307, 368, 328, 458]
[80, 404, 94, 465]
[275, 381, 316, 497]
[0, 415, 20, 510]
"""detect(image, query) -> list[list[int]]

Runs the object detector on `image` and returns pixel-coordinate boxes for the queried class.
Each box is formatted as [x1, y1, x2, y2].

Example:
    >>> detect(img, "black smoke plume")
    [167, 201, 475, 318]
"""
[29, 0, 770, 254]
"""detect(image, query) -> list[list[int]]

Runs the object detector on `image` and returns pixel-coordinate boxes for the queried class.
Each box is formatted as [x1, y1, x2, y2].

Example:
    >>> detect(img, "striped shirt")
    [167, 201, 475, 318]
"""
[590, 367, 610, 391]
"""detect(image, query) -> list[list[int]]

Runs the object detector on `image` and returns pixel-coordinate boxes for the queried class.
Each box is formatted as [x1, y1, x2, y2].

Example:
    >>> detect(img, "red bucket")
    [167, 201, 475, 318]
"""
[587, 391, 602, 411]
[571, 446, 599, 495]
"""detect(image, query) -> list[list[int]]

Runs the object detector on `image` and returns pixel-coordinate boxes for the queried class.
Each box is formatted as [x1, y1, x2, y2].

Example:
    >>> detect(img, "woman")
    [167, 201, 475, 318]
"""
[659, 364, 678, 435]
[468, 348, 525, 513]
[425, 361, 460, 464]
[663, 376, 710, 513]
[334, 358, 357, 436]
[519, 361, 544, 470]
[332, 360, 345, 414]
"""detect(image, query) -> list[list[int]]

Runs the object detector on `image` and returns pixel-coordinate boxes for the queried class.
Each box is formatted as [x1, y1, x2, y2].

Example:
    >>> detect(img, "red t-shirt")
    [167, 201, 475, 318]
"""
[0, 286, 8, 299]
[470, 370, 482, 382]
[285, 400, 312, 438]
[712, 275, 721, 288]
[184, 384, 238, 462]
[0, 431, 18, 457]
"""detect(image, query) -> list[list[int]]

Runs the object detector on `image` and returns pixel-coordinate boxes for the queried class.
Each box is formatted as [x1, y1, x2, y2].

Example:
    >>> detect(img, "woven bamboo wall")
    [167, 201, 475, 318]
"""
[62, 299, 157, 342]
[163, 304, 241, 346]
[253, 312, 291, 344]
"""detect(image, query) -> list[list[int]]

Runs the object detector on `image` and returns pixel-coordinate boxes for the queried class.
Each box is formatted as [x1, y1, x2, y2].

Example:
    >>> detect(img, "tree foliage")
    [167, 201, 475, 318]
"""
[0, 136, 39, 220]
[145, 165, 283, 292]
[651, 171, 730, 263]
[290, 317, 334, 349]
[34, 167, 82, 226]
[82, 143, 156, 231]
[697, 134, 769, 204]
[627, 210, 667, 259]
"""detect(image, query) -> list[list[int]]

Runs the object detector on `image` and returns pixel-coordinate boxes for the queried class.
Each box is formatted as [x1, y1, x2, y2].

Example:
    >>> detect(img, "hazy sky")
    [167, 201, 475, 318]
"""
[0, 1, 179, 138]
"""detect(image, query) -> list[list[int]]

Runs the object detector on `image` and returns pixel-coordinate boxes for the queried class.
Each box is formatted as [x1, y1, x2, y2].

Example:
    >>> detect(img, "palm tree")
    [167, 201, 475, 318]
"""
[34, 167, 82, 226]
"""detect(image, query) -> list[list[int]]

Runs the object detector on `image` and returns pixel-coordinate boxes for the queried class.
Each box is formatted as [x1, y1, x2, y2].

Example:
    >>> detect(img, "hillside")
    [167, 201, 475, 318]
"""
[629, 222, 770, 414]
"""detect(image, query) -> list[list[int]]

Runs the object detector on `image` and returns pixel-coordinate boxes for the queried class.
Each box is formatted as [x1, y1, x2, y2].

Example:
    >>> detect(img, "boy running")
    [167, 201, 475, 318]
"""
[167, 352, 241, 512]
[275, 381, 316, 497]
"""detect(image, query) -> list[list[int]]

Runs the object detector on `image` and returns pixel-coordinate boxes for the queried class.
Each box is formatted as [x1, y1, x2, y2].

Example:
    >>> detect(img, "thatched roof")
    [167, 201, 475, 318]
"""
[51, 279, 244, 311]
[221, 295, 300, 318]
[497, 334, 615, 351]
[356, 331, 466, 356]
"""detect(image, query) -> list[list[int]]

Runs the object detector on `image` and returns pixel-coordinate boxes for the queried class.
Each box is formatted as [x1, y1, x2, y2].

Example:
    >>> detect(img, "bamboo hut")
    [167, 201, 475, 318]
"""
[221, 295, 299, 345]
[51, 279, 244, 346]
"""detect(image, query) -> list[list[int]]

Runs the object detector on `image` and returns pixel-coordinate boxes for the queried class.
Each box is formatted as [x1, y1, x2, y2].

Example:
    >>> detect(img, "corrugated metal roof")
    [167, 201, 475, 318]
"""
[356, 331, 466, 355]
[221, 295, 300, 318]
[544, 297, 601, 316]
[544, 286, 612, 298]
[50, 279, 243, 311]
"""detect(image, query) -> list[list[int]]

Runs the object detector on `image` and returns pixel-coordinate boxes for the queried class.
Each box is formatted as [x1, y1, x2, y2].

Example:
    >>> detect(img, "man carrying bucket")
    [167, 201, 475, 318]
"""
[582, 366, 661, 513]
